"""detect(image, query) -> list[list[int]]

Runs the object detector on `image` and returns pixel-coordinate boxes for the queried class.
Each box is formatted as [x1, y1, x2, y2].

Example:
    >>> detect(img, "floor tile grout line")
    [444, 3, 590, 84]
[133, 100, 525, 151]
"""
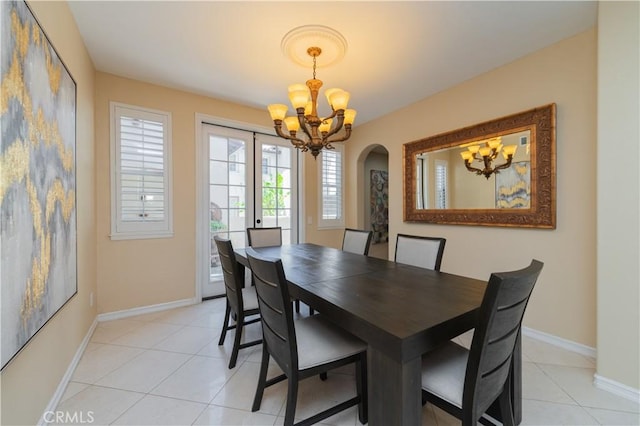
[72, 344, 149, 386]
[145, 351, 199, 398]
[524, 360, 579, 407]
[532, 360, 591, 411]
[188, 404, 209, 426]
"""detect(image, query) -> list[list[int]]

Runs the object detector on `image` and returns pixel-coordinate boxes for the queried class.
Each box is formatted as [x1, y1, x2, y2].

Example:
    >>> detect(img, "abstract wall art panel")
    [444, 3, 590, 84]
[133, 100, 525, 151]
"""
[1, 0, 77, 369]
[370, 170, 388, 243]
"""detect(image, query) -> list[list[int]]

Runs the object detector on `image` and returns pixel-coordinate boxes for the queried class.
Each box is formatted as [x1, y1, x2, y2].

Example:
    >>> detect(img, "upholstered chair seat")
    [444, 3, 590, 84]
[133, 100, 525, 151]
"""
[421, 341, 468, 407]
[294, 315, 367, 370]
[240, 286, 259, 311]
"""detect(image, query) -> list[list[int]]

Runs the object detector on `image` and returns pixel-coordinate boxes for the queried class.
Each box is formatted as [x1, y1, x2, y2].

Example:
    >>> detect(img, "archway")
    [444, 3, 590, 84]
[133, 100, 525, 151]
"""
[358, 144, 389, 259]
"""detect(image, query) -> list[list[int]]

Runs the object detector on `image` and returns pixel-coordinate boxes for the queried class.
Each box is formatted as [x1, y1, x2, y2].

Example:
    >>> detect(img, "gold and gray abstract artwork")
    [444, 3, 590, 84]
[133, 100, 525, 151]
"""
[1, 0, 77, 369]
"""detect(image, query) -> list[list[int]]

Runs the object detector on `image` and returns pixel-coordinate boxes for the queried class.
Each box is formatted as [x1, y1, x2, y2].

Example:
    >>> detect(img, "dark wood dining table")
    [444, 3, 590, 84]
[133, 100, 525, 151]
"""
[234, 243, 522, 425]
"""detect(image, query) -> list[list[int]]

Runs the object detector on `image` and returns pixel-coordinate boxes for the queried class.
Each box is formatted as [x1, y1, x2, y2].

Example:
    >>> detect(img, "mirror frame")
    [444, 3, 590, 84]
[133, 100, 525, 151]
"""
[403, 104, 556, 228]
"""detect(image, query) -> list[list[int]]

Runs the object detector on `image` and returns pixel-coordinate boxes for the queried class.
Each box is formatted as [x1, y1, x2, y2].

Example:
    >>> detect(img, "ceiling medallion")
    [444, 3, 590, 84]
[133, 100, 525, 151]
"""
[281, 25, 347, 68]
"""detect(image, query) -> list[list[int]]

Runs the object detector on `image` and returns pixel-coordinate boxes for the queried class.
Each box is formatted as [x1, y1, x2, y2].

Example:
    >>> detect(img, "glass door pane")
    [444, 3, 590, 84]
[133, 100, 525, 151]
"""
[255, 134, 298, 245]
[203, 125, 254, 298]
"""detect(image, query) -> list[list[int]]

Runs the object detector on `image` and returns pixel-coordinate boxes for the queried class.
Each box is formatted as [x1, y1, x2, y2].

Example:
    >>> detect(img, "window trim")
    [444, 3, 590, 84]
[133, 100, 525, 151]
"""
[317, 144, 345, 229]
[110, 102, 173, 240]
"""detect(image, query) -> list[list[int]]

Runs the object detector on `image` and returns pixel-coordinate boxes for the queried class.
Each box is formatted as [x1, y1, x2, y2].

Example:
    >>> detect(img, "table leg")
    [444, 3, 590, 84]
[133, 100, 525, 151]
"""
[367, 346, 421, 425]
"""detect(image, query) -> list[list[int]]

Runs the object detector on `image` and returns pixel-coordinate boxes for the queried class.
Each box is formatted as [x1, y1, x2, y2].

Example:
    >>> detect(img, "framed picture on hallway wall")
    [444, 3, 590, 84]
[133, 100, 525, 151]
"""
[370, 170, 388, 243]
[1, 0, 77, 370]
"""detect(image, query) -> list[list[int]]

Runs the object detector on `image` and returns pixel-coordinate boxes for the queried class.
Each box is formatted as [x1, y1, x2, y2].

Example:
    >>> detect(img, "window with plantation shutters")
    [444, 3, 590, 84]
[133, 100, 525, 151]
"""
[318, 145, 344, 228]
[435, 160, 448, 209]
[110, 103, 173, 239]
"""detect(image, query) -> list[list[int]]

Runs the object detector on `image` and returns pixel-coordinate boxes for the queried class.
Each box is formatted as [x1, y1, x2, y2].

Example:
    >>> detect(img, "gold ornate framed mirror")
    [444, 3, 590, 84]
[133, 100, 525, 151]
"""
[403, 104, 556, 228]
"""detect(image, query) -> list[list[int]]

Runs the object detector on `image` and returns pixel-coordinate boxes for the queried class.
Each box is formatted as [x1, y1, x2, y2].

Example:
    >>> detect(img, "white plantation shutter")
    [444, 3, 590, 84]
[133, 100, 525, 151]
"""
[435, 160, 448, 209]
[318, 146, 344, 228]
[111, 103, 173, 239]
[416, 157, 424, 209]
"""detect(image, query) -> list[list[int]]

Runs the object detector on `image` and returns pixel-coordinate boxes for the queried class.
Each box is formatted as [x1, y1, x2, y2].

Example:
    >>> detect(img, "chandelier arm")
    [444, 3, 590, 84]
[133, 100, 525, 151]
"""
[321, 112, 346, 140]
[296, 108, 314, 140]
[326, 124, 352, 145]
[321, 109, 339, 122]
[493, 156, 514, 172]
[464, 160, 484, 174]
[273, 121, 307, 148]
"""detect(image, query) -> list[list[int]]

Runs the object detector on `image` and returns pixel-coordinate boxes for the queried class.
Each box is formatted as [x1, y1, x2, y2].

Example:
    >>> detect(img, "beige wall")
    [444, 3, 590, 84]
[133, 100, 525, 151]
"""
[344, 30, 598, 347]
[596, 2, 640, 390]
[94, 73, 272, 313]
[0, 1, 97, 425]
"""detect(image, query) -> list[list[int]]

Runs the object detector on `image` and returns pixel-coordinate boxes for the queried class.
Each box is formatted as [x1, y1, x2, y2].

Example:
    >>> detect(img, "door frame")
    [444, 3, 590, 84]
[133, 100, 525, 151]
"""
[194, 113, 305, 301]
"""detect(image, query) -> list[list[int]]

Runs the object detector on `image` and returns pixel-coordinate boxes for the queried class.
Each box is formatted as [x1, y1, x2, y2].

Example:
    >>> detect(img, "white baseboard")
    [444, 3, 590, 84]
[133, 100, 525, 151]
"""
[96, 297, 199, 322]
[522, 326, 597, 359]
[594, 374, 640, 403]
[38, 318, 98, 426]
[524, 327, 640, 403]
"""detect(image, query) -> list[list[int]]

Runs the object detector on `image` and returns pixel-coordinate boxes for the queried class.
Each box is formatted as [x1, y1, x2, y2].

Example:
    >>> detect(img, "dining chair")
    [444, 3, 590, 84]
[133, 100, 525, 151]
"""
[421, 259, 544, 426]
[246, 248, 368, 426]
[247, 226, 282, 248]
[214, 236, 262, 369]
[394, 234, 446, 271]
[247, 226, 308, 314]
[342, 228, 373, 256]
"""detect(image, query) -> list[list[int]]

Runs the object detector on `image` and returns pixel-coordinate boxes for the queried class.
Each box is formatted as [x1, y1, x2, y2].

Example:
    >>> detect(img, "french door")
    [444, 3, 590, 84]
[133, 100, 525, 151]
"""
[200, 124, 298, 298]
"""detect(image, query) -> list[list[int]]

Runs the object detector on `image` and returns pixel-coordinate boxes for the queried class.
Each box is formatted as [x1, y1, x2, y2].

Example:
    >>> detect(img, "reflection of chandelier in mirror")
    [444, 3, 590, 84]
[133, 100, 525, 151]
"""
[460, 137, 518, 179]
[267, 26, 356, 159]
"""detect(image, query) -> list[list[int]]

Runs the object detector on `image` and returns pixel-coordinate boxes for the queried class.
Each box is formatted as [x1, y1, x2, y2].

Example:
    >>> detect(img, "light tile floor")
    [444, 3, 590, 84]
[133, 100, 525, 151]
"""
[54, 298, 640, 425]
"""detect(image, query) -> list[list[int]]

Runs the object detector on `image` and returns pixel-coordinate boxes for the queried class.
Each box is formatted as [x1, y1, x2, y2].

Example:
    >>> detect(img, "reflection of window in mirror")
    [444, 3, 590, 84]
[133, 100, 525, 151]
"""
[435, 160, 448, 209]
[415, 154, 449, 209]
[416, 157, 424, 209]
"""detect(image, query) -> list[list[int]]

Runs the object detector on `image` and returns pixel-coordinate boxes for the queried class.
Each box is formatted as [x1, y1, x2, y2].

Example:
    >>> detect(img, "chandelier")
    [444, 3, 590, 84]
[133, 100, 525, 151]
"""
[267, 45, 356, 158]
[460, 137, 518, 179]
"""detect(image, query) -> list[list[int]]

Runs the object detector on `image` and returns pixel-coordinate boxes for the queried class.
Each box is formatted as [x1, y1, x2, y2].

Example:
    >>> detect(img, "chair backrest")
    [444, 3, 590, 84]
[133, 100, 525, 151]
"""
[463, 259, 544, 422]
[394, 234, 446, 271]
[247, 227, 282, 248]
[342, 228, 373, 256]
[214, 236, 245, 314]
[246, 247, 297, 375]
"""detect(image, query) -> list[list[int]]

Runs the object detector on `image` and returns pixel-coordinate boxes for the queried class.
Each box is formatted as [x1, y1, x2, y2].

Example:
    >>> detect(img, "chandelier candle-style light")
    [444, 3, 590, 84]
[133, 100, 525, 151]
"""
[460, 137, 518, 179]
[268, 46, 356, 158]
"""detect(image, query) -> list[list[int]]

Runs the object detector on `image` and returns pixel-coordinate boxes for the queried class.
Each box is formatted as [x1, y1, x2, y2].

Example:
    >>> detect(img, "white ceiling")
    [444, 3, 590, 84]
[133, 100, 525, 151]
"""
[68, 1, 597, 125]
